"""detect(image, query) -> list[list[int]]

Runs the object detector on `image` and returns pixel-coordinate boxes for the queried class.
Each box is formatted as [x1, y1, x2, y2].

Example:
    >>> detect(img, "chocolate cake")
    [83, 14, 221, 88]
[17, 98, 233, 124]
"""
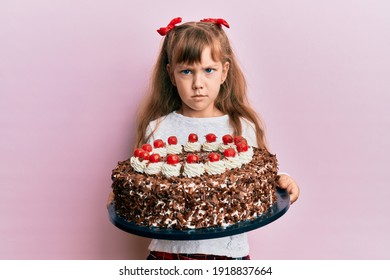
[111, 134, 279, 230]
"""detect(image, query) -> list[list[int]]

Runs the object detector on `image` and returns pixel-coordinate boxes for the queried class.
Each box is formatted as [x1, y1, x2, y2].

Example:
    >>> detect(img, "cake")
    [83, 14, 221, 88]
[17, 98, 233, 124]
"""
[111, 133, 279, 230]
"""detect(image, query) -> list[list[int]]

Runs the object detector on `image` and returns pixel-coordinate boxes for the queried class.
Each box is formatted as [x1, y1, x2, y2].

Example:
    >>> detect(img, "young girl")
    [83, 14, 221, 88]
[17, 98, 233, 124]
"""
[108, 17, 300, 260]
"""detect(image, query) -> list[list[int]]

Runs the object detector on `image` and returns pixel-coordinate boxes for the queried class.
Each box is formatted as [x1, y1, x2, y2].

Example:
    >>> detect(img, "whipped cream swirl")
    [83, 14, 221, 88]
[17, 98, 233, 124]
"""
[218, 143, 235, 153]
[166, 144, 182, 154]
[202, 141, 219, 152]
[130, 157, 147, 173]
[184, 142, 201, 152]
[153, 147, 167, 157]
[144, 162, 163, 175]
[161, 163, 181, 177]
[204, 161, 226, 175]
[238, 146, 254, 164]
[224, 156, 242, 169]
[183, 162, 205, 178]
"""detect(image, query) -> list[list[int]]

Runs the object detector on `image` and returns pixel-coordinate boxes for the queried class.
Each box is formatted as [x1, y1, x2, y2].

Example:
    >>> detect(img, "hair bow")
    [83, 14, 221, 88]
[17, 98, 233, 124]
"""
[200, 18, 230, 29]
[157, 17, 182, 36]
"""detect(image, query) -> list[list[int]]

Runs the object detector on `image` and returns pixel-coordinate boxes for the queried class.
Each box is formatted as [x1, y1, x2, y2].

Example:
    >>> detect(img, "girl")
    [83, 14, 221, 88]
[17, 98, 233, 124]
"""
[108, 17, 299, 260]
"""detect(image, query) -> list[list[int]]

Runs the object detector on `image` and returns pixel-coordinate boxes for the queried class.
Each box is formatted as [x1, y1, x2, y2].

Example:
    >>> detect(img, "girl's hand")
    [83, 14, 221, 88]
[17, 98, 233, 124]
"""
[278, 174, 300, 205]
[106, 191, 115, 209]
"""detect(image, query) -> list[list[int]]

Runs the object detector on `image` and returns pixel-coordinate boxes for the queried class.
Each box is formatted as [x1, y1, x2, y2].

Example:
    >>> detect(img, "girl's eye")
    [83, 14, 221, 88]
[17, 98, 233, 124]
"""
[205, 68, 215, 73]
[181, 69, 192, 75]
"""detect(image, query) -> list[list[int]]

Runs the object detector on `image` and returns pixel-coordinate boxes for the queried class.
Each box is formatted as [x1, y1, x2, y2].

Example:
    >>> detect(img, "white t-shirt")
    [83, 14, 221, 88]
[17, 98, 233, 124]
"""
[145, 111, 257, 258]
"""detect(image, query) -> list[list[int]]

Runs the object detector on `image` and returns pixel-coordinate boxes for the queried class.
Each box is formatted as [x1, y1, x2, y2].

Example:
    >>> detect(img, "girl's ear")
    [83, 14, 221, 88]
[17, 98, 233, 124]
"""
[166, 64, 176, 86]
[221, 62, 230, 84]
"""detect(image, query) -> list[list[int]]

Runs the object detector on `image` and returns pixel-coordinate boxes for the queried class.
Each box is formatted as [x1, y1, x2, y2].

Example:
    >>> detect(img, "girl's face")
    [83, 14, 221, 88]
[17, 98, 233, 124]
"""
[168, 47, 229, 118]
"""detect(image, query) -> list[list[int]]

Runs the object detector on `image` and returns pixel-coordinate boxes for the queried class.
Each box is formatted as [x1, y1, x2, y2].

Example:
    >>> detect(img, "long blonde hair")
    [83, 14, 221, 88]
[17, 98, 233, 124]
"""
[135, 20, 268, 150]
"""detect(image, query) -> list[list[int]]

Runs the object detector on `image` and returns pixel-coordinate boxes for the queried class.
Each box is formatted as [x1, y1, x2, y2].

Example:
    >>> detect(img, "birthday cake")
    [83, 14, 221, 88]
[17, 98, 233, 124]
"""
[111, 133, 279, 230]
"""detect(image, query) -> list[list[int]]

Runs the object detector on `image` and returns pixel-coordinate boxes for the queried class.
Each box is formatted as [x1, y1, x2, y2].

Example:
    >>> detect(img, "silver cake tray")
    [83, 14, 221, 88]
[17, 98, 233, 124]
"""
[108, 188, 290, 240]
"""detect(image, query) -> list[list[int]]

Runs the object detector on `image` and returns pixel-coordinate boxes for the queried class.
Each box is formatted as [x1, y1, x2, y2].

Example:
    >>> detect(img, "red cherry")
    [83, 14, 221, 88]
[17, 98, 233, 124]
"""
[222, 134, 233, 145]
[139, 151, 150, 161]
[233, 136, 246, 145]
[149, 153, 161, 163]
[134, 148, 143, 157]
[236, 141, 249, 152]
[205, 133, 217, 143]
[223, 148, 236, 158]
[208, 152, 221, 162]
[167, 136, 178, 145]
[186, 154, 199, 164]
[141, 143, 153, 152]
[188, 133, 198, 143]
[167, 154, 180, 165]
[153, 139, 165, 148]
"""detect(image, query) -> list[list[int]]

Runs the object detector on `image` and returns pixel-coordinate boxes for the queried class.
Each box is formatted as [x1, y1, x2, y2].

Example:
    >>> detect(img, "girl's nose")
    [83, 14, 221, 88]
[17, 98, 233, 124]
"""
[192, 73, 204, 91]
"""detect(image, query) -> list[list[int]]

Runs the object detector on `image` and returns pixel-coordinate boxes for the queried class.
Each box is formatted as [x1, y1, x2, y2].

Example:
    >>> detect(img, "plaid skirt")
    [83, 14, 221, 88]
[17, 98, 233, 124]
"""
[147, 251, 250, 260]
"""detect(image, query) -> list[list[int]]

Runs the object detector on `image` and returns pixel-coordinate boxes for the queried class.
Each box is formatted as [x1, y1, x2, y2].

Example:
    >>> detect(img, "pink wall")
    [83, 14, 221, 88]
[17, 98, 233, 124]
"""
[1, 0, 389, 259]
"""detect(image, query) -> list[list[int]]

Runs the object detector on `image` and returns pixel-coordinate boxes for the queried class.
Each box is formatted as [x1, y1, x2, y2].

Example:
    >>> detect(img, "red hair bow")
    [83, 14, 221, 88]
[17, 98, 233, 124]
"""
[200, 18, 230, 29]
[157, 17, 182, 36]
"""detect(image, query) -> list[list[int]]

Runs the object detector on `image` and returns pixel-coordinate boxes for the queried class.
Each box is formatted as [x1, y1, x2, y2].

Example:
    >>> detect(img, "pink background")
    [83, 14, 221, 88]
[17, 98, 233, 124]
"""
[1, 0, 389, 259]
